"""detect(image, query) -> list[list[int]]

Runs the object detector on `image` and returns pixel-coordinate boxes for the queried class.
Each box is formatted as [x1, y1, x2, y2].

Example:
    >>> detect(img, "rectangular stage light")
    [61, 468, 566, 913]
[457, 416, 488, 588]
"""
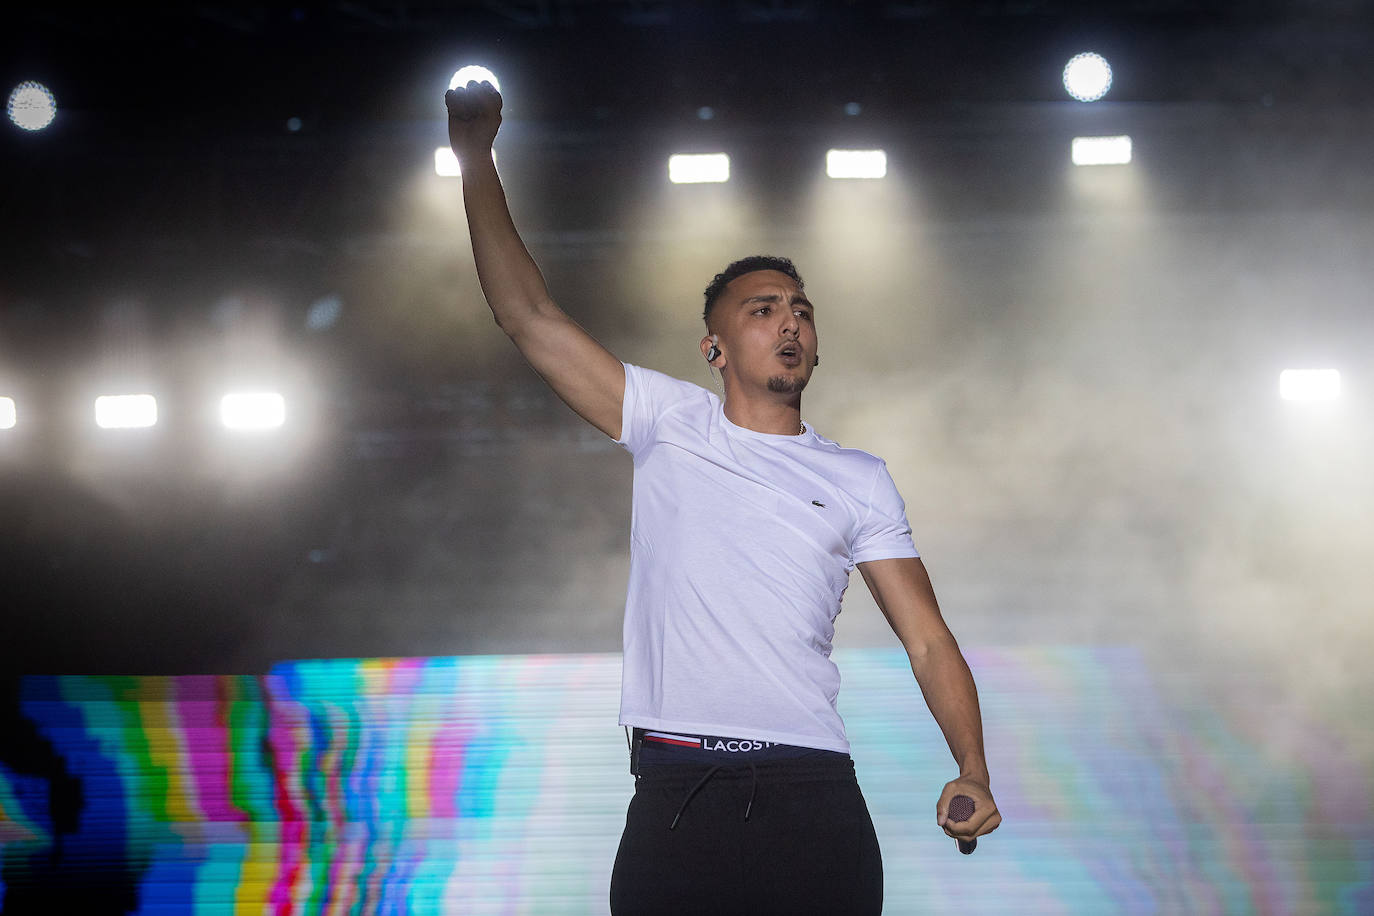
[668, 153, 730, 184]
[434, 148, 496, 177]
[94, 394, 158, 429]
[1072, 135, 1133, 166]
[434, 146, 461, 177]
[0, 397, 14, 429]
[1279, 369, 1341, 401]
[220, 391, 286, 430]
[826, 149, 887, 179]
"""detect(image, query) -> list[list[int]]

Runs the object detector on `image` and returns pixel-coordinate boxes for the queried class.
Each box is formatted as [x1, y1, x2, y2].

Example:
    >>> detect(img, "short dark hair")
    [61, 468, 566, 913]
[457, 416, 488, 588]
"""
[702, 255, 804, 326]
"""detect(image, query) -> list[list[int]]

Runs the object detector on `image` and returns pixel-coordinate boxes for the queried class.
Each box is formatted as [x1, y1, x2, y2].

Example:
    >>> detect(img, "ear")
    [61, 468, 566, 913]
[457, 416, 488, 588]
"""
[700, 333, 724, 367]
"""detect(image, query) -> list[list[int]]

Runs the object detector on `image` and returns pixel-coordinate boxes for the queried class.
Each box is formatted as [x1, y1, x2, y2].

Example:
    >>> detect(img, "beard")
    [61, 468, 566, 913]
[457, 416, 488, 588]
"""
[766, 374, 808, 394]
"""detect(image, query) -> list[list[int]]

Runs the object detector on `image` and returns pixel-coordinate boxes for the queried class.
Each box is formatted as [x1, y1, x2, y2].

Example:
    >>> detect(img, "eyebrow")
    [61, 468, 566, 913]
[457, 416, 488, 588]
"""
[741, 293, 814, 309]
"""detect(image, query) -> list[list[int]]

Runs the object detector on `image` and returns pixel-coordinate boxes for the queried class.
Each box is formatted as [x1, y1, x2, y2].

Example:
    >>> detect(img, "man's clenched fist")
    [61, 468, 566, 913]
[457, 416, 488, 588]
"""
[445, 80, 502, 161]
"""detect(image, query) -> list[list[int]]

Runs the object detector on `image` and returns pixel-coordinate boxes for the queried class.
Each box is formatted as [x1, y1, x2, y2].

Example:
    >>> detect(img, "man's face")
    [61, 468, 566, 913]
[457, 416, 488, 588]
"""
[710, 270, 818, 397]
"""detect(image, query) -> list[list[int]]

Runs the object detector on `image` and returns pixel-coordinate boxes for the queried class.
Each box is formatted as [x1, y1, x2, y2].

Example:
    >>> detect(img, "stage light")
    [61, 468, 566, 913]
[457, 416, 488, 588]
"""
[220, 391, 286, 430]
[0, 397, 15, 429]
[668, 153, 730, 184]
[435, 146, 461, 177]
[434, 147, 496, 178]
[449, 66, 500, 92]
[305, 294, 342, 331]
[1063, 53, 1113, 102]
[95, 394, 157, 429]
[826, 149, 887, 180]
[7, 81, 56, 131]
[1072, 135, 1132, 166]
[1280, 369, 1340, 402]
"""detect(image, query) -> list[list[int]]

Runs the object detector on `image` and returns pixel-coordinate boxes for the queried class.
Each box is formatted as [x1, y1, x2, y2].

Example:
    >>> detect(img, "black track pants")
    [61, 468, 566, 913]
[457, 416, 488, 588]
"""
[609, 756, 883, 915]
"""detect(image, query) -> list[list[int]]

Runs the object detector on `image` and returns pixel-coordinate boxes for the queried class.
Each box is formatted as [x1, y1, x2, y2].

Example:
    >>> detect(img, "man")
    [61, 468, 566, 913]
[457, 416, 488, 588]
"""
[446, 80, 1000, 914]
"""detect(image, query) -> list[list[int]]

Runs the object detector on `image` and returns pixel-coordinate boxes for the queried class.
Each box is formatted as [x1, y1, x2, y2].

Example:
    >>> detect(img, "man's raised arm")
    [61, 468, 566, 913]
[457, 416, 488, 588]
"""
[446, 81, 625, 440]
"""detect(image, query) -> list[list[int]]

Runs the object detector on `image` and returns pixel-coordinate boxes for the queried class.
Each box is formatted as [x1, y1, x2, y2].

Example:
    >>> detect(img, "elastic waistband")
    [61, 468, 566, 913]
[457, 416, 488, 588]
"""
[634, 754, 857, 788]
[631, 727, 848, 770]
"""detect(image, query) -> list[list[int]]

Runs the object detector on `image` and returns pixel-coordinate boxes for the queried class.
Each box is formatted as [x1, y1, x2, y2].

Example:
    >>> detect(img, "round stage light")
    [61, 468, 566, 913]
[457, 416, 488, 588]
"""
[8, 81, 57, 131]
[449, 66, 500, 92]
[305, 294, 342, 331]
[1063, 53, 1113, 102]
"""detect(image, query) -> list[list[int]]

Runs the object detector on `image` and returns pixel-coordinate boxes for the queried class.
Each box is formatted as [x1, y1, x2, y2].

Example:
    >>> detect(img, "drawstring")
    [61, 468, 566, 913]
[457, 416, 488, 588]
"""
[667, 769, 719, 829]
[744, 760, 757, 821]
[668, 763, 759, 829]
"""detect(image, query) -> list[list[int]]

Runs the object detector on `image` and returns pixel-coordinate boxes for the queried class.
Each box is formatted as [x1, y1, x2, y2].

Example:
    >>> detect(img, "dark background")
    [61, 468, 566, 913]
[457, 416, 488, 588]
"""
[1, 2, 1371, 703]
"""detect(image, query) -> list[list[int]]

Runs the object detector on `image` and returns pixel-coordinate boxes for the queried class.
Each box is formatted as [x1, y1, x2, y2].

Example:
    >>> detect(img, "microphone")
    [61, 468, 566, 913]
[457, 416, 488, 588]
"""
[947, 794, 977, 855]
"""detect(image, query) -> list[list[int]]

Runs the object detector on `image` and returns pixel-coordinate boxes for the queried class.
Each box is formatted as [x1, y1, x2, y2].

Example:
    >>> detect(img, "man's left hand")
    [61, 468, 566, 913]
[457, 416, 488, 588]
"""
[936, 776, 1001, 848]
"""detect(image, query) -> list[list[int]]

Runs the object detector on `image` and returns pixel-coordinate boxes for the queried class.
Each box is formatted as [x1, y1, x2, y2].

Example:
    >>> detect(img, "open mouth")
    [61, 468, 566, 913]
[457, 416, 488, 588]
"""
[777, 343, 802, 366]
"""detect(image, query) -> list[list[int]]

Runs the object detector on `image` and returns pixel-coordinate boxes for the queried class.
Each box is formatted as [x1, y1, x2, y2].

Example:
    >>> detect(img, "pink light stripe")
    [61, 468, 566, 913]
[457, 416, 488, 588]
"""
[264, 676, 308, 915]
[175, 676, 246, 823]
[429, 719, 470, 819]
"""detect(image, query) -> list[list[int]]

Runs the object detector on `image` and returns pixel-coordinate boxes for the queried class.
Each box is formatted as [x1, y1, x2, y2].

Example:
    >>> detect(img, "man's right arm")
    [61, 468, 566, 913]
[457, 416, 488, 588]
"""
[447, 81, 625, 440]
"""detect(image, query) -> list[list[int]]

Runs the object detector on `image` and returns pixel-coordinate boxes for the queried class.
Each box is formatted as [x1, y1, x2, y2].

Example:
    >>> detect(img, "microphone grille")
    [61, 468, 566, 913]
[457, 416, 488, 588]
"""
[947, 794, 975, 823]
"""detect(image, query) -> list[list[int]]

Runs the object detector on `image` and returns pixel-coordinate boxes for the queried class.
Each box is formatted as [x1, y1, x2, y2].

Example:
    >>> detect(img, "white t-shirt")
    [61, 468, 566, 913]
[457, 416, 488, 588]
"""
[615, 363, 919, 753]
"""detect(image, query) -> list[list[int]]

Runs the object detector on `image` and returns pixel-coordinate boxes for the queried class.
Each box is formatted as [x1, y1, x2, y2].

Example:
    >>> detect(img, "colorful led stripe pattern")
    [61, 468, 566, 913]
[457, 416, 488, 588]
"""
[1, 648, 1370, 914]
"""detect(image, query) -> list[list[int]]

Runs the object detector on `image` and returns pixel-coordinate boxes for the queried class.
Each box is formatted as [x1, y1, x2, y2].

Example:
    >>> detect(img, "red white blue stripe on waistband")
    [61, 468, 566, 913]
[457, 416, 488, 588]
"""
[643, 731, 703, 748]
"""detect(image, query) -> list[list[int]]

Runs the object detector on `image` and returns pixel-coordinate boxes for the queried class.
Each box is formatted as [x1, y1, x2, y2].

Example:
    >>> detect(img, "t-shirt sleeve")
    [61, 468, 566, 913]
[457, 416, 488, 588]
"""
[852, 460, 921, 564]
[615, 363, 701, 456]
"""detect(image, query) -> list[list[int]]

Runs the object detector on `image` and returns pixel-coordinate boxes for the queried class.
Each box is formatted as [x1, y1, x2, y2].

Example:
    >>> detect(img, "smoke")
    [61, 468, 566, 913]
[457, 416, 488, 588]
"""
[293, 167, 1374, 739]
